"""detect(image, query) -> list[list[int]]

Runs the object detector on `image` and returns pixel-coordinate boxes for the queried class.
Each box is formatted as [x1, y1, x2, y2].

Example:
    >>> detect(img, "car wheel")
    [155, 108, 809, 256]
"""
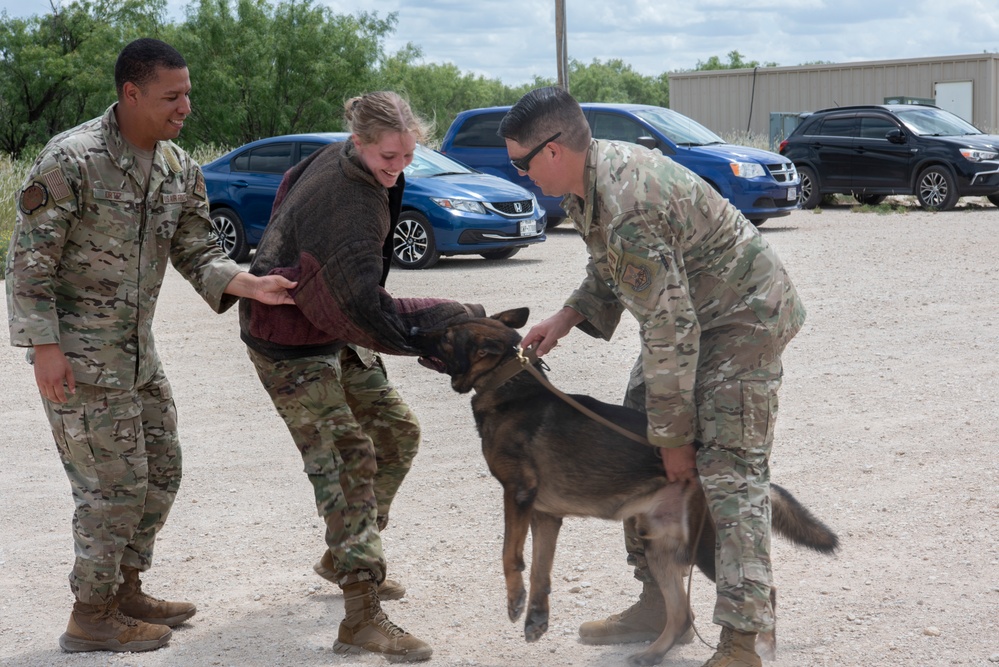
[987, 194, 999, 207]
[480, 247, 520, 260]
[853, 193, 886, 205]
[915, 166, 957, 211]
[393, 211, 440, 270]
[797, 166, 822, 209]
[210, 207, 250, 263]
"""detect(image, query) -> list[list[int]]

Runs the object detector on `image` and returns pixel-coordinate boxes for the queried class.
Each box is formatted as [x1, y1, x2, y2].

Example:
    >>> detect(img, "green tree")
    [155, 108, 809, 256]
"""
[0, 0, 166, 157]
[694, 50, 778, 71]
[377, 44, 519, 144]
[172, 0, 393, 147]
[566, 58, 668, 106]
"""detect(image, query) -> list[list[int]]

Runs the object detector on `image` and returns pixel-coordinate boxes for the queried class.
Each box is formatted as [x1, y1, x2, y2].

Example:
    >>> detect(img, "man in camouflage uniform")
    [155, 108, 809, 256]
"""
[501, 87, 805, 667]
[5, 38, 296, 653]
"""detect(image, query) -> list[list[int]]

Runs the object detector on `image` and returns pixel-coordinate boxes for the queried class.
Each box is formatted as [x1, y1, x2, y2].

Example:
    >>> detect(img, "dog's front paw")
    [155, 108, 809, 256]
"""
[507, 587, 526, 621]
[523, 607, 549, 642]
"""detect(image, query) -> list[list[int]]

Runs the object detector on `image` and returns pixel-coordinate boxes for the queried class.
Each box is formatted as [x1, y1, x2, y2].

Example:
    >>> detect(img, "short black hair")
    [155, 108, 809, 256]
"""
[499, 85, 590, 152]
[114, 38, 187, 97]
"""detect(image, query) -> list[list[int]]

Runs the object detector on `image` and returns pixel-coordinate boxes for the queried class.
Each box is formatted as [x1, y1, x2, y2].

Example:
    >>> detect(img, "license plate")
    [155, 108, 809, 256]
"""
[787, 187, 798, 201]
[519, 220, 537, 236]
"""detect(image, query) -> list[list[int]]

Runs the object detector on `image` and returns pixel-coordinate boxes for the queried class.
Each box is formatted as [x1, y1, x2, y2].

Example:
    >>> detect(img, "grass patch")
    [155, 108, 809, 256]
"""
[851, 201, 909, 215]
[0, 153, 32, 279]
[187, 143, 230, 165]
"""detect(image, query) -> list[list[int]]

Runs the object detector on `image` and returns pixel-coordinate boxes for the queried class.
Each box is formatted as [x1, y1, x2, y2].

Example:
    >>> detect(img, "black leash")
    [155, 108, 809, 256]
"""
[493, 347, 652, 447]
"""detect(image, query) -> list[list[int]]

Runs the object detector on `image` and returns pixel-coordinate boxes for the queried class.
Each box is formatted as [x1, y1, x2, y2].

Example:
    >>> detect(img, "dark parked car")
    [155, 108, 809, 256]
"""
[779, 104, 999, 211]
[202, 132, 546, 268]
[440, 104, 800, 226]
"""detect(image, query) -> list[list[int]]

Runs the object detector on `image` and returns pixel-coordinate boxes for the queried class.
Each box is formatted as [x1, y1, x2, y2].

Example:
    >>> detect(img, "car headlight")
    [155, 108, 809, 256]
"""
[960, 148, 999, 162]
[430, 197, 486, 214]
[729, 162, 767, 179]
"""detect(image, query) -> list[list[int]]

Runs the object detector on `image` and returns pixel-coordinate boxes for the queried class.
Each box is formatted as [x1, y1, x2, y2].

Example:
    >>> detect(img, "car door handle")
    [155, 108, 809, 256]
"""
[232, 180, 249, 188]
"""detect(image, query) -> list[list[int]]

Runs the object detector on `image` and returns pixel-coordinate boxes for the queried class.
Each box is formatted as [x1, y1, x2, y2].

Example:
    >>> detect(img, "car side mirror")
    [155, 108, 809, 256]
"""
[636, 136, 658, 150]
[886, 128, 906, 144]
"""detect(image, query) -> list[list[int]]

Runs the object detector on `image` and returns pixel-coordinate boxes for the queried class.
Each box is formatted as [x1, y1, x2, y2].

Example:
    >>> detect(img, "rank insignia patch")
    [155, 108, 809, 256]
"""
[18, 183, 48, 215]
[194, 171, 206, 200]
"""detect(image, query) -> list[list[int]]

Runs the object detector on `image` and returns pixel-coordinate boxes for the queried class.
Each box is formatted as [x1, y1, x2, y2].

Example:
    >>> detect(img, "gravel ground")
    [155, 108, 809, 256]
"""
[1, 201, 998, 667]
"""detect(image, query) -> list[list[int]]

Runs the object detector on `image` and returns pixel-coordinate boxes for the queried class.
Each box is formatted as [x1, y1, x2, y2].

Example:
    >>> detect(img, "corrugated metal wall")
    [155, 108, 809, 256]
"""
[669, 54, 999, 137]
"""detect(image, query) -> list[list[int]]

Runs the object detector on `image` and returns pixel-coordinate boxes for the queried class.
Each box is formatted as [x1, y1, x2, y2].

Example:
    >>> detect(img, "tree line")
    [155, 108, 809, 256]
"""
[0, 0, 767, 158]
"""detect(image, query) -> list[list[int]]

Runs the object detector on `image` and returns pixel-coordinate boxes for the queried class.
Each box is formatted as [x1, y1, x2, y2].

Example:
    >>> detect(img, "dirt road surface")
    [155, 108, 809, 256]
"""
[2, 202, 997, 667]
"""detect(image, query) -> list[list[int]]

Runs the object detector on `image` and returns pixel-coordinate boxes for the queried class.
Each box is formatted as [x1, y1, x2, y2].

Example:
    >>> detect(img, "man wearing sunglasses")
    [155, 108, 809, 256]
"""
[500, 86, 806, 667]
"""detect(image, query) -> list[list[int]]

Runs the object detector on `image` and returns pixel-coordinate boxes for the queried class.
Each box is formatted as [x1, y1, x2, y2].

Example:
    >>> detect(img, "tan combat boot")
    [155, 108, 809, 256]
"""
[700, 626, 762, 667]
[579, 580, 693, 645]
[115, 565, 197, 627]
[59, 599, 172, 653]
[333, 572, 431, 662]
[314, 549, 407, 600]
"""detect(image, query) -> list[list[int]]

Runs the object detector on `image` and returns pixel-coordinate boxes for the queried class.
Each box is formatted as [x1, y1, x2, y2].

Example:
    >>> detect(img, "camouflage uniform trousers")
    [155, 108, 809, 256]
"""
[247, 346, 420, 585]
[40, 364, 180, 605]
[622, 356, 782, 634]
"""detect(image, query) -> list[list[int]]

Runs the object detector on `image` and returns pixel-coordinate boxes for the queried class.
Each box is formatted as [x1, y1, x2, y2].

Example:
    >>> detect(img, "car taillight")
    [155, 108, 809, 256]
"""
[778, 140, 789, 153]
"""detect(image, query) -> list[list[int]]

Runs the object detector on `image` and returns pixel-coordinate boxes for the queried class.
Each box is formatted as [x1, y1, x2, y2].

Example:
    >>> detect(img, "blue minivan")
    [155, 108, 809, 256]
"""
[440, 103, 800, 225]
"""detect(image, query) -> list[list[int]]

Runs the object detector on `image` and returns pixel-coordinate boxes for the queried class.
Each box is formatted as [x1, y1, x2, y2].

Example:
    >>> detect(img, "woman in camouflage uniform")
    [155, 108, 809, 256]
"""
[239, 92, 482, 663]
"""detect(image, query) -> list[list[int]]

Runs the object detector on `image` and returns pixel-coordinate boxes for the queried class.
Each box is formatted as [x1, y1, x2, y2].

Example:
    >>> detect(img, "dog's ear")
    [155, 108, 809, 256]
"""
[478, 338, 510, 358]
[490, 307, 530, 329]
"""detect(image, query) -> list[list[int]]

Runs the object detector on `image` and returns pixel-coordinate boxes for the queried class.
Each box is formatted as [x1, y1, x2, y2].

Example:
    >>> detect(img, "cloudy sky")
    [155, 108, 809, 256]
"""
[4, 0, 998, 86]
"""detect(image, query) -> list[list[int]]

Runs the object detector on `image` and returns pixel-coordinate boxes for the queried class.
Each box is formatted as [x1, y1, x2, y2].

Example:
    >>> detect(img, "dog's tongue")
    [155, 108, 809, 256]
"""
[418, 356, 447, 373]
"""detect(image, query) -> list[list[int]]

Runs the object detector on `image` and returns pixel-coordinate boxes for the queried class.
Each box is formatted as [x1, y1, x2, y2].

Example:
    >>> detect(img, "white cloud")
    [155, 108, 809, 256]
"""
[3, 0, 997, 85]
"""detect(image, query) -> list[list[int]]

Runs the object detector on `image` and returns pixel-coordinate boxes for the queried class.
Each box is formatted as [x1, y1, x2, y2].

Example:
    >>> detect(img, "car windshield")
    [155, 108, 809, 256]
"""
[633, 107, 725, 146]
[894, 108, 983, 137]
[405, 145, 474, 178]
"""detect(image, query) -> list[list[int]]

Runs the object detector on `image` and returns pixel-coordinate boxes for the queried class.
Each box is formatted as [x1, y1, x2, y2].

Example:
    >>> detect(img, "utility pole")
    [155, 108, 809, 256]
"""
[555, 0, 568, 91]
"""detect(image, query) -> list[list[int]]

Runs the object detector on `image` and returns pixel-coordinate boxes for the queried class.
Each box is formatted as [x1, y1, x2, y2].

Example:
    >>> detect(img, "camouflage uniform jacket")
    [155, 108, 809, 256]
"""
[5, 104, 242, 389]
[562, 139, 805, 448]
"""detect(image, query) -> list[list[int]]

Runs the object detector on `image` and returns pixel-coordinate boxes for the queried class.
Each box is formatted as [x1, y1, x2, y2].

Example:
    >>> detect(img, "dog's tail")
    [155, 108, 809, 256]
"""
[771, 483, 839, 554]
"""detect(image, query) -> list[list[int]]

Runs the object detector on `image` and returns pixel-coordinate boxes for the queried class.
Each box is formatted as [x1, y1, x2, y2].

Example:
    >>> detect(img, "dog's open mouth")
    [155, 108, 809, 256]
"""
[418, 356, 447, 374]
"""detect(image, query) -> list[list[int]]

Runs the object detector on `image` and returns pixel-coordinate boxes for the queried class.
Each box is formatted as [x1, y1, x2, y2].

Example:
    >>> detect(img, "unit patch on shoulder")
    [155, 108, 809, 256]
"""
[622, 262, 652, 293]
[19, 183, 48, 215]
[40, 167, 72, 202]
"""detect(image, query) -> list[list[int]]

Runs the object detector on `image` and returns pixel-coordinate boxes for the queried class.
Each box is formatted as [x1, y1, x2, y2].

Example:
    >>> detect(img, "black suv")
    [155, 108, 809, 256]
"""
[779, 104, 999, 211]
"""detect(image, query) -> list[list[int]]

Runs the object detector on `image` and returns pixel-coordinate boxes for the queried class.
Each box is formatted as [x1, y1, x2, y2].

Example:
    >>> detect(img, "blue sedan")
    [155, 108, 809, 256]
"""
[201, 132, 547, 268]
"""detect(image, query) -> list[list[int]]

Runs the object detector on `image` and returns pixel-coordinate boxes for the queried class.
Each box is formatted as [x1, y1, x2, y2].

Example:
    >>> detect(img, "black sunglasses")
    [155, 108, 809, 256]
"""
[509, 132, 562, 172]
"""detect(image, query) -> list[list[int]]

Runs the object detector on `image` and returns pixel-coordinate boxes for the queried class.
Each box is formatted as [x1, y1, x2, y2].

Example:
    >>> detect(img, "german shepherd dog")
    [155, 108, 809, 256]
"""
[412, 308, 838, 666]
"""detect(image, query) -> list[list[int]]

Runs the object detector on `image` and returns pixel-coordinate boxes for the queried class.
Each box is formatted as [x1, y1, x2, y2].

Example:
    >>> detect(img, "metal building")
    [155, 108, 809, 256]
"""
[668, 53, 999, 147]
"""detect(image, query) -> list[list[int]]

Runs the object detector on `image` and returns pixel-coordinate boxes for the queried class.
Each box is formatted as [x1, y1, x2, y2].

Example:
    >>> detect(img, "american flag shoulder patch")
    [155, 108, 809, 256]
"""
[40, 167, 72, 202]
